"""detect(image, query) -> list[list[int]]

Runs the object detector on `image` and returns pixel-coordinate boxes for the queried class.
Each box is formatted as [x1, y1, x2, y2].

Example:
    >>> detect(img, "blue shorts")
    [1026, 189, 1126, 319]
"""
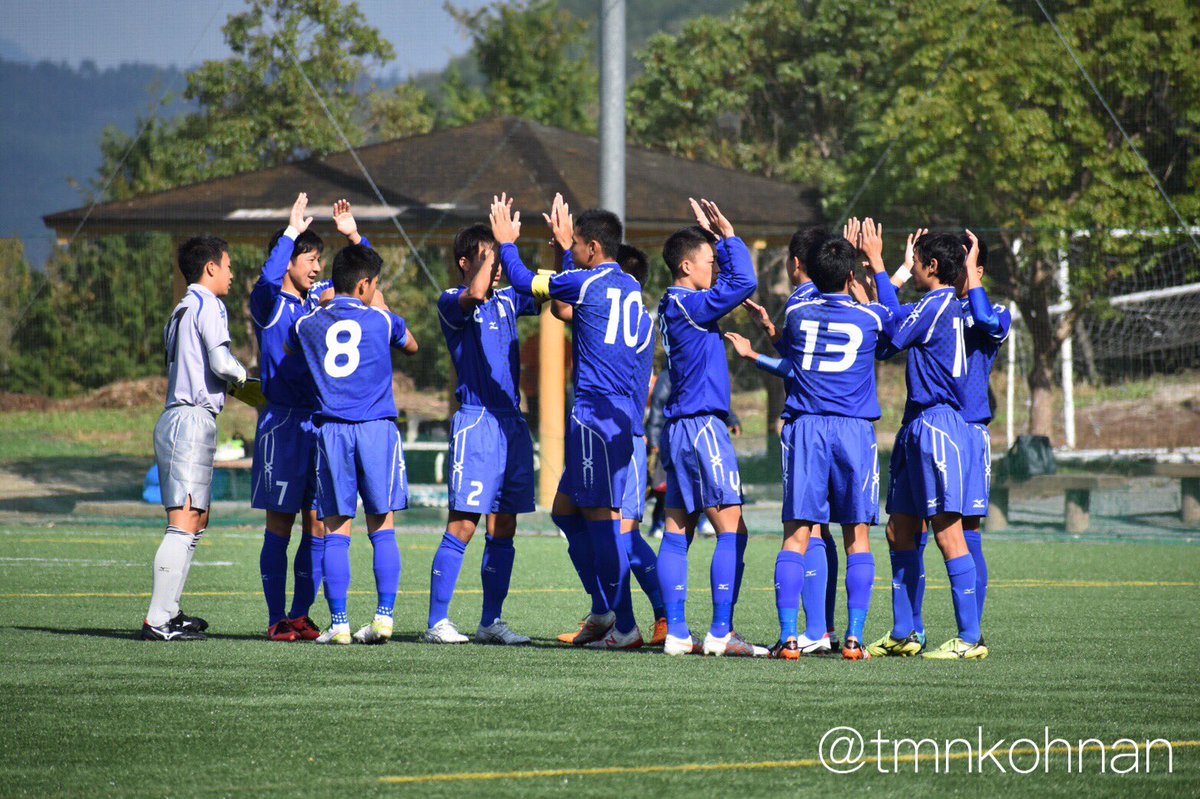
[559, 395, 636, 509]
[251, 405, 318, 514]
[962, 422, 992, 517]
[448, 406, 535, 515]
[621, 436, 648, 522]
[781, 415, 879, 525]
[661, 415, 743, 514]
[314, 418, 407, 519]
[885, 406, 968, 518]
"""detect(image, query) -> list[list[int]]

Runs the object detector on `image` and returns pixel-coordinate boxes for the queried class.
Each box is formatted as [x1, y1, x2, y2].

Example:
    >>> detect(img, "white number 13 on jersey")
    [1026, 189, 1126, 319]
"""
[603, 287, 644, 346]
[797, 320, 863, 372]
[323, 319, 362, 378]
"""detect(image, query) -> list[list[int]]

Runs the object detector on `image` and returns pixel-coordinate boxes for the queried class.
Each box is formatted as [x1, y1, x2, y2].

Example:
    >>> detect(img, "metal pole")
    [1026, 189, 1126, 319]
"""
[1006, 301, 1016, 449]
[598, 0, 625, 223]
[1058, 246, 1077, 449]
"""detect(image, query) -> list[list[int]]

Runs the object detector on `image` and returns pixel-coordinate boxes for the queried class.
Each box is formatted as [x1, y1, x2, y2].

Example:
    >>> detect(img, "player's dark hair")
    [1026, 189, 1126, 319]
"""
[616, 244, 649, 287]
[788, 226, 829, 269]
[662, 226, 716, 278]
[453, 223, 496, 270]
[574, 209, 623, 260]
[809, 238, 857, 294]
[961, 232, 989, 269]
[916, 232, 965, 287]
[332, 244, 383, 294]
[266, 227, 324, 260]
[177, 236, 228, 284]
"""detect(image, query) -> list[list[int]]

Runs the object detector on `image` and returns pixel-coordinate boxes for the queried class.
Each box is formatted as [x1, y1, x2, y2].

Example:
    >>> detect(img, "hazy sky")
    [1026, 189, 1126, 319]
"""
[1, 0, 494, 77]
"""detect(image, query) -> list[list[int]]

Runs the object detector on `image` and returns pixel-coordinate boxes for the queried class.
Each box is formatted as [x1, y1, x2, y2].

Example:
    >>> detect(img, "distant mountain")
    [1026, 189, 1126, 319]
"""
[0, 58, 190, 265]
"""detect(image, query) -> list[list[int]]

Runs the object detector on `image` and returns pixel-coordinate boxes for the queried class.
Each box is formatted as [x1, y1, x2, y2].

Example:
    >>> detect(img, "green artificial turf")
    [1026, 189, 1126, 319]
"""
[1, 519, 1198, 797]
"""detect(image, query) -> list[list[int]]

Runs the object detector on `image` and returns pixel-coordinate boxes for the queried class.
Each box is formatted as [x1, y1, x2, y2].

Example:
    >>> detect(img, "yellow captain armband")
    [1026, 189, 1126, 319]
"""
[532, 270, 554, 300]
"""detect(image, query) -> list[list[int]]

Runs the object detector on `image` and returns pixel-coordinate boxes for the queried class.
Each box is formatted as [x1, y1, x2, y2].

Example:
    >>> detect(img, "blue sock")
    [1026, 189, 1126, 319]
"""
[260, 530, 290, 626]
[824, 534, 838, 635]
[288, 533, 322, 620]
[480, 535, 515, 627]
[802, 537, 828, 640]
[964, 530, 987, 625]
[657, 532, 691, 639]
[710, 533, 739, 638]
[587, 518, 634, 633]
[946, 554, 981, 644]
[913, 532, 928, 635]
[845, 552, 875, 643]
[774, 550, 804, 642]
[428, 532, 466, 627]
[889, 550, 920, 639]
[732, 531, 749, 604]
[368, 529, 400, 617]
[625, 530, 665, 618]
[554, 513, 607, 615]
[323, 534, 352, 626]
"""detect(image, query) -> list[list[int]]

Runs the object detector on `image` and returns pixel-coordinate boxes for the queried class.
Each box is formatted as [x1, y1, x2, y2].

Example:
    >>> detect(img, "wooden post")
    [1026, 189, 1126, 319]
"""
[1181, 477, 1200, 525]
[987, 485, 1010, 532]
[1064, 489, 1090, 534]
[537, 305, 566, 508]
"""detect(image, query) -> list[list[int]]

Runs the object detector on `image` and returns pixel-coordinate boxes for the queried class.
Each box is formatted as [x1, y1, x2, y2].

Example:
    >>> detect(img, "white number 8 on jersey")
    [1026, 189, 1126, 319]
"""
[323, 319, 362, 378]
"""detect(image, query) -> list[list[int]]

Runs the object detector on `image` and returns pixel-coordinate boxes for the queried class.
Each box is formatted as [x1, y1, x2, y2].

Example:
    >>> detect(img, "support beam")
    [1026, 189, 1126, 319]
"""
[537, 307, 566, 508]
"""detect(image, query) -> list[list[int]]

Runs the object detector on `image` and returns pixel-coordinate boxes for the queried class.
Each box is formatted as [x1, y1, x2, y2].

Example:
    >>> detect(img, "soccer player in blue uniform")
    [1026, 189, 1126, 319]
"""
[286, 244, 419, 645]
[490, 192, 649, 650]
[554, 244, 666, 646]
[142, 236, 247, 640]
[424, 223, 539, 646]
[656, 199, 766, 657]
[732, 225, 845, 655]
[249, 193, 369, 642]
[764, 238, 898, 660]
[864, 226, 988, 660]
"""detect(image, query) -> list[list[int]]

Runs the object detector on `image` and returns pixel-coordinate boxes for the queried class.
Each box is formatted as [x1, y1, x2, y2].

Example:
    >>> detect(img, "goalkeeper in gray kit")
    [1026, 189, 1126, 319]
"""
[141, 236, 247, 641]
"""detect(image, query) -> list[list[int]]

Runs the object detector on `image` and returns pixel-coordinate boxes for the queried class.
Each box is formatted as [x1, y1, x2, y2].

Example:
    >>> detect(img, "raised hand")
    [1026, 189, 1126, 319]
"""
[692, 198, 734, 239]
[724, 331, 758, 360]
[541, 192, 574, 250]
[904, 228, 928, 270]
[843, 217, 862, 249]
[332, 198, 361, 244]
[741, 298, 776, 339]
[489, 192, 521, 246]
[290, 192, 313, 233]
[860, 217, 885, 271]
[963, 228, 982, 290]
[848, 270, 871, 304]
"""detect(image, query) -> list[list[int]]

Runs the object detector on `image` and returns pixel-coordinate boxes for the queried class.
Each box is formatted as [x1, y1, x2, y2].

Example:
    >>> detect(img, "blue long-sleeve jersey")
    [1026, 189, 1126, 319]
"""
[878, 284, 968, 424]
[249, 232, 369, 409]
[657, 236, 757, 421]
[960, 286, 1011, 424]
[500, 244, 647, 401]
[774, 283, 897, 419]
[437, 285, 539, 411]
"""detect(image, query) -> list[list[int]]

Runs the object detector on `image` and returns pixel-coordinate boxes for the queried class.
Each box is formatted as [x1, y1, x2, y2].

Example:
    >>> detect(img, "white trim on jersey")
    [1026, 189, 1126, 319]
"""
[667, 292, 706, 332]
[369, 305, 393, 337]
[848, 303, 884, 330]
[575, 267, 612, 305]
[921, 292, 955, 345]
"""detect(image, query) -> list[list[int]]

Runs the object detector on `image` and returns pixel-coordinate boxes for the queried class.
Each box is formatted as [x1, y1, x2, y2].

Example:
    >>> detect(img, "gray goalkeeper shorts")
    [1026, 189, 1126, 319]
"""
[154, 405, 218, 511]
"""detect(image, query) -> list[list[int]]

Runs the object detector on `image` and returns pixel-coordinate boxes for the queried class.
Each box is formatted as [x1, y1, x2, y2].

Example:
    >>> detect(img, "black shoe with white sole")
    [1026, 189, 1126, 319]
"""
[170, 611, 208, 632]
[141, 621, 206, 641]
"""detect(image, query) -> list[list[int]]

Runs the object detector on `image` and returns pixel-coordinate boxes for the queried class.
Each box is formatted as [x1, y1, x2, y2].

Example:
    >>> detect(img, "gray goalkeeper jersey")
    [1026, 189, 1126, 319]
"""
[163, 283, 232, 415]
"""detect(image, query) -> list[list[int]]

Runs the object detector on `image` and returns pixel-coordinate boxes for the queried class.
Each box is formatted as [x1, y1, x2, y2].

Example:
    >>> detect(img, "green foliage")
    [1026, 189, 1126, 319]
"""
[97, 0, 395, 200]
[441, 1, 597, 131]
[366, 83, 436, 142]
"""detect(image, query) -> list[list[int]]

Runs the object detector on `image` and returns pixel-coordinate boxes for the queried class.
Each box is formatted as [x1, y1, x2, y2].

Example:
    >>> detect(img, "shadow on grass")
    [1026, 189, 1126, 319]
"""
[9, 626, 274, 642]
[0, 455, 147, 512]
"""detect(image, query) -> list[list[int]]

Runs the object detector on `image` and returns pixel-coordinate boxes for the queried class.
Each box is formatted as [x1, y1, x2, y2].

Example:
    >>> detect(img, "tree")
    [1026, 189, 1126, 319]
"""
[849, 0, 1200, 436]
[442, 1, 597, 132]
[97, 0, 395, 200]
[366, 83, 436, 142]
[631, 0, 1200, 439]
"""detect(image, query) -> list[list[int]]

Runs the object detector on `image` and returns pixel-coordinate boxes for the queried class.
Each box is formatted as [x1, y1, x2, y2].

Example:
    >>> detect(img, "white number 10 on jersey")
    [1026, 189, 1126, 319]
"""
[323, 319, 362, 378]
[603, 287, 644, 346]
